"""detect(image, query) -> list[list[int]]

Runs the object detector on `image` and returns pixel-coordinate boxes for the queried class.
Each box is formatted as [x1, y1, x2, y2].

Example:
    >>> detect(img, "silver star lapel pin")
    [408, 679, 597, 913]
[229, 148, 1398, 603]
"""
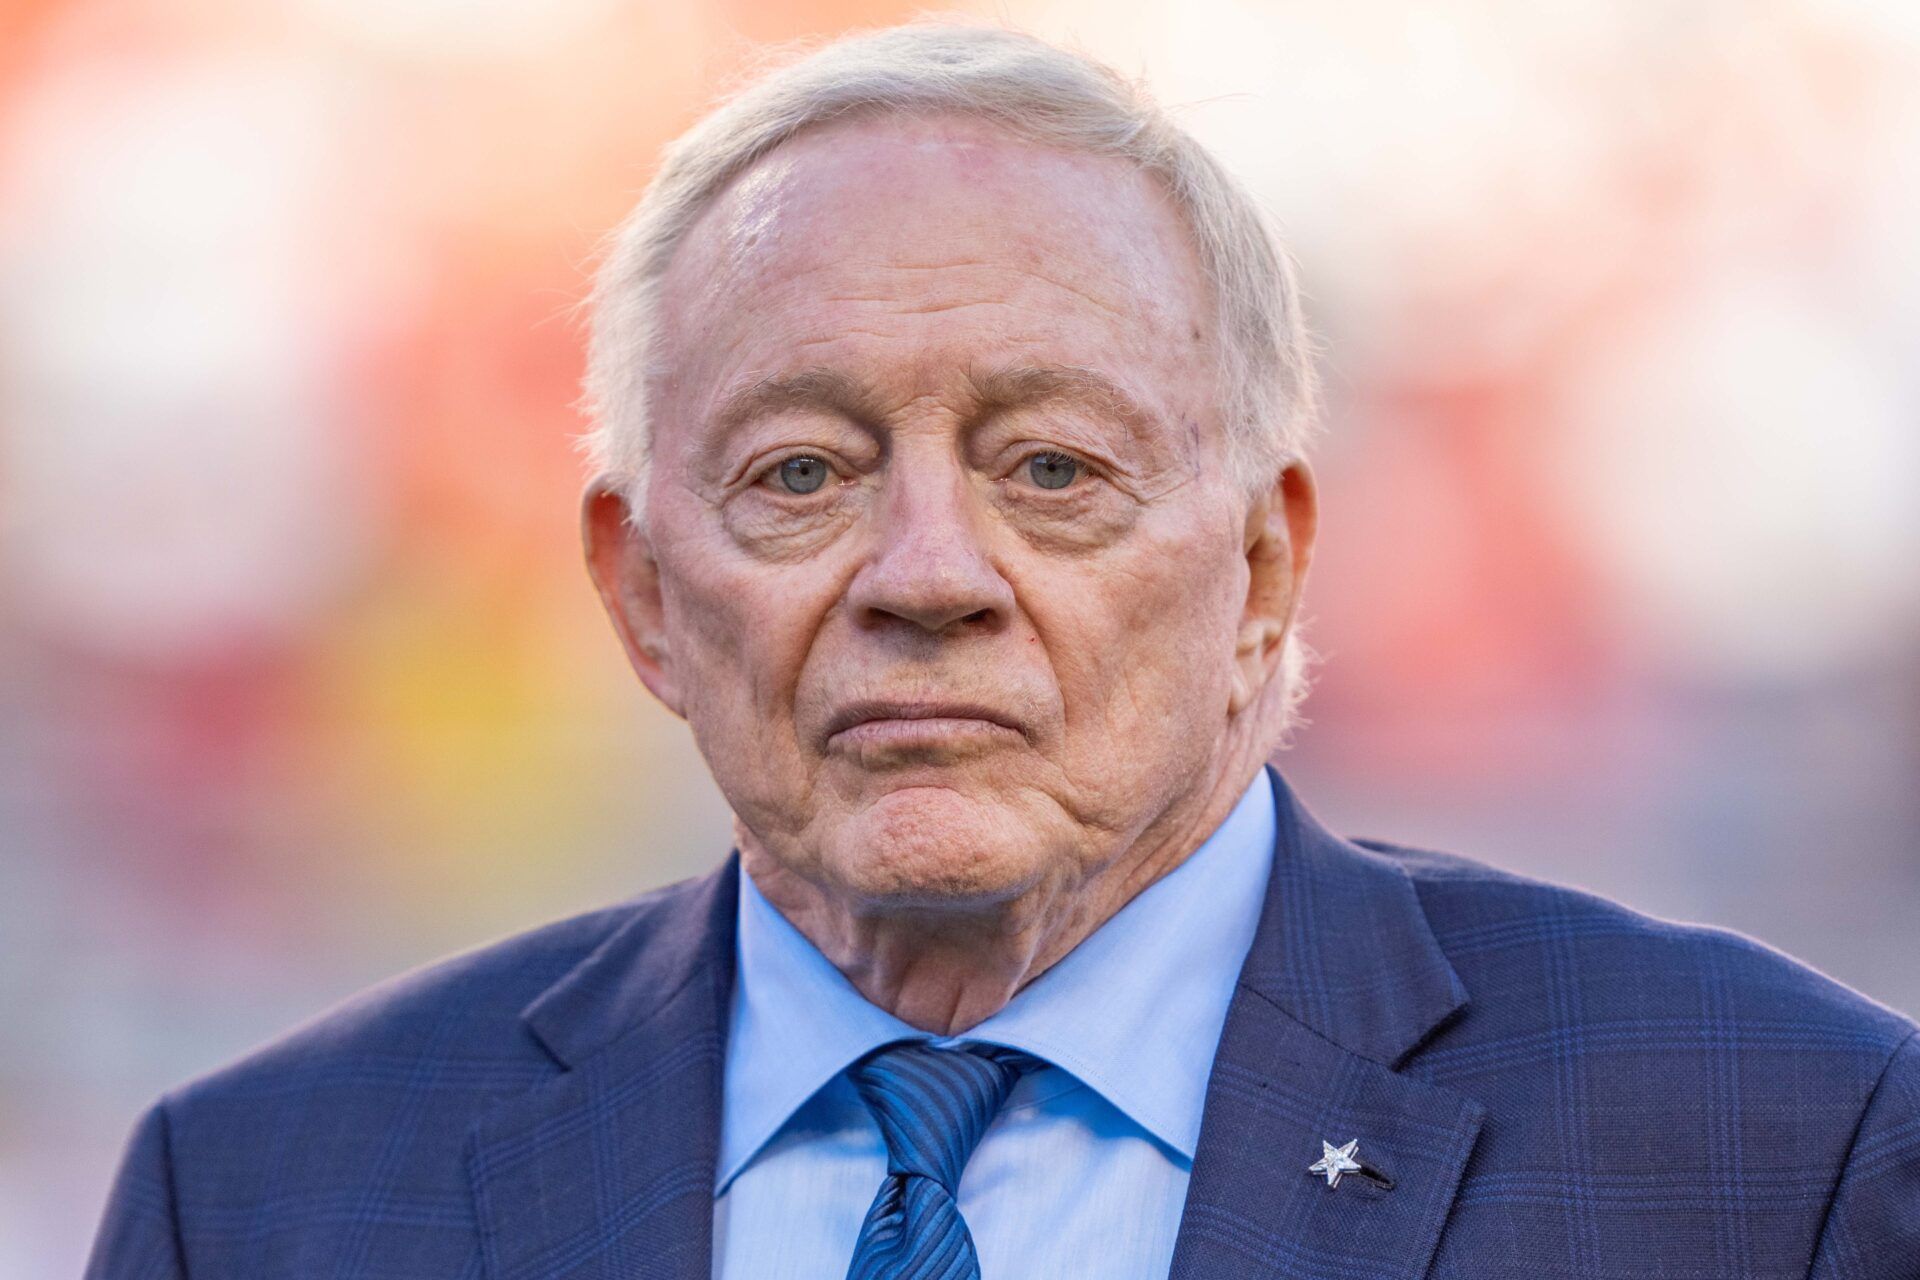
[1308, 1138, 1364, 1188]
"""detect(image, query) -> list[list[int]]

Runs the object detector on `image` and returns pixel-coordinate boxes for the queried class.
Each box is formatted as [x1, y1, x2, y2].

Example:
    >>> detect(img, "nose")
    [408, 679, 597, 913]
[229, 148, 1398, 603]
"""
[847, 460, 1013, 635]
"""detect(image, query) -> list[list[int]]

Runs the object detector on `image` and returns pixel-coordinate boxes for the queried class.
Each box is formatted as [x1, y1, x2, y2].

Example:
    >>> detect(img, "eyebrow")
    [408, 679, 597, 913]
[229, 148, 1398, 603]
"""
[962, 363, 1165, 441]
[706, 361, 1167, 445]
[708, 366, 888, 439]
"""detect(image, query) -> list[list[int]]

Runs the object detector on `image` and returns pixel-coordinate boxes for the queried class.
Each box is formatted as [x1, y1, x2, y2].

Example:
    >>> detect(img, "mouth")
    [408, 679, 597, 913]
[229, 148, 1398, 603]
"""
[823, 699, 1028, 752]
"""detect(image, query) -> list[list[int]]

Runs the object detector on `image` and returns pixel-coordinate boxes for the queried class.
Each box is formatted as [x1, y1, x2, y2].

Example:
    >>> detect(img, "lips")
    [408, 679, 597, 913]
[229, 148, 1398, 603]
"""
[823, 698, 1026, 745]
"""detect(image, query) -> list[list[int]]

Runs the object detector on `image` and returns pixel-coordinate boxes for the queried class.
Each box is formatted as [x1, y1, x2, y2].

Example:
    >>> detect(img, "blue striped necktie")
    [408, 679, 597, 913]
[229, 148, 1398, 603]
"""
[844, 1040, 1042, 1280]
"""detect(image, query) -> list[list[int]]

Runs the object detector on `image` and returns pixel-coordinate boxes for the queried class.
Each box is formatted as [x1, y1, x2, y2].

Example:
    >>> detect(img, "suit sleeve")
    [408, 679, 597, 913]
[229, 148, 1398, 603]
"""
[85, 1098, 190, 1280]
[1809, 1028, 1920, 1279]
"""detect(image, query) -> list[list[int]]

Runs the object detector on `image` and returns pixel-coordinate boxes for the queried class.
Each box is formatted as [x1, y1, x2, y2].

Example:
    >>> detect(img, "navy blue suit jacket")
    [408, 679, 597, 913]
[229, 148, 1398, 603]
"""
[88, 766, 1920, 1278]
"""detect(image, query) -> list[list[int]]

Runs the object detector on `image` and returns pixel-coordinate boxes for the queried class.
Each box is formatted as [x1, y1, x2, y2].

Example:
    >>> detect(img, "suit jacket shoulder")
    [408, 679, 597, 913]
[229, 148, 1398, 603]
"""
[185, 895, 635, 1092]
[85, 869, 734, 1280]
[1362, 834, 1917, 1049]
[1354, 835, 1920, 1278]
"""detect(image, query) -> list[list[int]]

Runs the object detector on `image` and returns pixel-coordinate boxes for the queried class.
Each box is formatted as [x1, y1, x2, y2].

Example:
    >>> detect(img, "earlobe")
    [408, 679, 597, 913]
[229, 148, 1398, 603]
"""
[1229, 459, 1318, 717]
[581, 478, 686, 719]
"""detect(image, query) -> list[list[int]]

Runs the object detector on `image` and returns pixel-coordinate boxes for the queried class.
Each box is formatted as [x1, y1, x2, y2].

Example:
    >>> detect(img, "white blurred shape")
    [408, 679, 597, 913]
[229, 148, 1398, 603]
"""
[279, 0, 623, 58]
[1028, 0, 1649, 376]
[1555, 282, 1920, 676]
[1828, 0, 1920, 45]
[0, 53, 378, 661]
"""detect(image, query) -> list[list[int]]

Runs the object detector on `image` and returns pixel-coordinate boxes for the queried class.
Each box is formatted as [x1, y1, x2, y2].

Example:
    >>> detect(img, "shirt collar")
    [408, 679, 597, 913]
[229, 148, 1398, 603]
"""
[717, 765, 1277, 1192]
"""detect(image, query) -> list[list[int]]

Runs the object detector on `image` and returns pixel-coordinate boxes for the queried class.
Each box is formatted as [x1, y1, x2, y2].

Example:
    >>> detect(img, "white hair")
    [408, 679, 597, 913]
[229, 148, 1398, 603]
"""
[576, 17, 1321, 733]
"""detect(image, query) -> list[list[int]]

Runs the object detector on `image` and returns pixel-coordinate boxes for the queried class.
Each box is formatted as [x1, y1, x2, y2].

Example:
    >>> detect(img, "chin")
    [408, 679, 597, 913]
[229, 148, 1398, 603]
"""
[822, 782, 1055, 908]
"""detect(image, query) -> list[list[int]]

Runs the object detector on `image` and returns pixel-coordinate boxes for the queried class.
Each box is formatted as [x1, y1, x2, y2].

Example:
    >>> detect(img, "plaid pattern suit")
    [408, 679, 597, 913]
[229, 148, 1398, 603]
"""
[88, 765, 1920, 1279]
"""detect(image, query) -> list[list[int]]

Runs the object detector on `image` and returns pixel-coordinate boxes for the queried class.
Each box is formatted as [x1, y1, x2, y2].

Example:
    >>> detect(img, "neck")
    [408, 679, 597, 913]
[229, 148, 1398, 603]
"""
[739, 741, 1271, 1036]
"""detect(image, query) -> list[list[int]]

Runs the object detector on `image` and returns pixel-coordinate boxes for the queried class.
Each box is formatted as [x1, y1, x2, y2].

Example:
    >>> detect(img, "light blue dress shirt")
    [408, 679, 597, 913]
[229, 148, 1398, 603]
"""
[712, 766, 1277, 1279]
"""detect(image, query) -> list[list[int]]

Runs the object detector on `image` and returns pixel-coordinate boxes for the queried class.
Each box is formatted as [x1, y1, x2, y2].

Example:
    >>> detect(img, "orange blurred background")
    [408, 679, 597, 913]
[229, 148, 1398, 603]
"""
[4, 0, 1918, 1270]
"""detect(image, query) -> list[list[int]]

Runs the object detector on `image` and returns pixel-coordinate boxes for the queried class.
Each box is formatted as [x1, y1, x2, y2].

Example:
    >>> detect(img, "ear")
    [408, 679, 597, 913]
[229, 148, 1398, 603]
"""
[1230, 458, 1318, 717]
[581, 476, 685, 719]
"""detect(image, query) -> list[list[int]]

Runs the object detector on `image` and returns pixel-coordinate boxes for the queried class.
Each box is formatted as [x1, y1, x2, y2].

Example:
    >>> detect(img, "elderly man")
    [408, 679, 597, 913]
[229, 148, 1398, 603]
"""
[89, 21, 1917, 1280]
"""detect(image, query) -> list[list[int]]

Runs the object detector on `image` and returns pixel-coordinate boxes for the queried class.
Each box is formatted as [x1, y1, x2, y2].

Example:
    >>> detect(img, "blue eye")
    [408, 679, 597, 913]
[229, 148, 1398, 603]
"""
[1026, 451, 1079, 490]
[776, 456, 830, 494]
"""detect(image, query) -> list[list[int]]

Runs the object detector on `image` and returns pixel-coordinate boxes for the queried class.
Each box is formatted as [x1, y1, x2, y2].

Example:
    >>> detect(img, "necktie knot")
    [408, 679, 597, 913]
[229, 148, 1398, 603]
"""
[847, 1041, 1040, 1192]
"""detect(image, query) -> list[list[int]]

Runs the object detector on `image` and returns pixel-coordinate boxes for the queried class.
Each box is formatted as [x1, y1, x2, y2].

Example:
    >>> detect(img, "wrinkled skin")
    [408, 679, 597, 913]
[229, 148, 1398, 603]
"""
[584, 112, 1317, 1032]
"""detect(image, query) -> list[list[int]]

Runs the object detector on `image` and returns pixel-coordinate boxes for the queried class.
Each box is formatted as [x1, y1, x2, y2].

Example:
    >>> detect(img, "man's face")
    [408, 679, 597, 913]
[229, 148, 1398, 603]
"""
[590, 112, 1310, 911]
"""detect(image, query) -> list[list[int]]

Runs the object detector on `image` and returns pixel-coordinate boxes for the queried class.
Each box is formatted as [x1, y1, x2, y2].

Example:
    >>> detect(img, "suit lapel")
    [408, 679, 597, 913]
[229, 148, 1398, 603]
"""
[1169, 766, 1486, 1280]
[466, 858, 739, 1280]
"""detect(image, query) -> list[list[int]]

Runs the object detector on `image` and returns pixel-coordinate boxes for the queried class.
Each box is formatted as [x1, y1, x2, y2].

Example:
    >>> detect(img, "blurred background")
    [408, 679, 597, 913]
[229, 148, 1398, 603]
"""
[3, 0, 1918, 1270]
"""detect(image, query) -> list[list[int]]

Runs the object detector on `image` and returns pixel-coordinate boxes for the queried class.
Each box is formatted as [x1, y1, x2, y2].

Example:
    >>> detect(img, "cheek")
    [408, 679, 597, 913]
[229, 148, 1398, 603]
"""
[661, 520, 844, 739]
[659, 530, 856, 844]
[1041, 523, 1245, 740]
